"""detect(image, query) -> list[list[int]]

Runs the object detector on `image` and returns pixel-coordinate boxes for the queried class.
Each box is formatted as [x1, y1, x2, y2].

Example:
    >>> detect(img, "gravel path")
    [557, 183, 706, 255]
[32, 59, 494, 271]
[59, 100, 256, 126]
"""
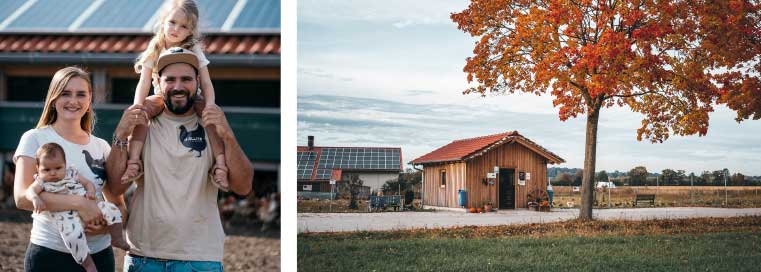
[298, 207, 761, 233]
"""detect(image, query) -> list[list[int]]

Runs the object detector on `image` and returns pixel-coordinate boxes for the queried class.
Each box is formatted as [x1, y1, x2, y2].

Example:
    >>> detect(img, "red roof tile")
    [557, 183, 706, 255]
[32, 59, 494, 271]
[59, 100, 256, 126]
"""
[0, 34, 280, 55]
[410, 131, 565, 165]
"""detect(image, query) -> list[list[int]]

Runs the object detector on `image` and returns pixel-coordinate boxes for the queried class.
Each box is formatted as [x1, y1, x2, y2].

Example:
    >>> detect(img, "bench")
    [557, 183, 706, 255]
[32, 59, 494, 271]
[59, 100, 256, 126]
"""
[634, 194, 655, 207]
[369, 195, 404, 212]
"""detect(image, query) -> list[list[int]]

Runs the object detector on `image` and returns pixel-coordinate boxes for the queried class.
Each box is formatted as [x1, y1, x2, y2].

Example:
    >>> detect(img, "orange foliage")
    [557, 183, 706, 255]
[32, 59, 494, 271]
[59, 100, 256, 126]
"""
[451, 0, 761, 142]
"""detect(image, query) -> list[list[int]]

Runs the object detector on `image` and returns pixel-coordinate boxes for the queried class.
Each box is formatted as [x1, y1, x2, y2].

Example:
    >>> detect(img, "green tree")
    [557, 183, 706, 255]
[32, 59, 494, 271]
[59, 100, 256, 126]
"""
[596, 170, 609, 185]
[629, 166, 648, 186]
[661, 169, 678, 185]
[731, 173, 746, 186]
[676, 170, 687, 185]
[344, 174, 363, 209]
[554, 172, 573, 186]
[573, 170, 583, 186]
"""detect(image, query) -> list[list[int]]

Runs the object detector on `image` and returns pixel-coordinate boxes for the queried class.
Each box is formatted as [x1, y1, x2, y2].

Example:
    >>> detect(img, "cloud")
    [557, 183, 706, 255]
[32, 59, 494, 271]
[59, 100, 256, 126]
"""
[402, 90, 438, 96]
[298, 0, 467, 27]
[298, 95, 761, 175]
[299, 67, 353, 82]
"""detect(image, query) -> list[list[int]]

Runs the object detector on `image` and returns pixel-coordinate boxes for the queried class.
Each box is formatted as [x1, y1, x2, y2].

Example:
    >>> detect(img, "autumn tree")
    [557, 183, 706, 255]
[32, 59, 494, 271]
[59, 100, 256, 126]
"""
[452, 0, 761, 220]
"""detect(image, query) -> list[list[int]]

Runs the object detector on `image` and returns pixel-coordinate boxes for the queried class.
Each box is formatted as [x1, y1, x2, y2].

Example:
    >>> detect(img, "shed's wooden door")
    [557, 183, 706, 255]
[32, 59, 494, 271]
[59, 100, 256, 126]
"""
[499, 168, 515, 209]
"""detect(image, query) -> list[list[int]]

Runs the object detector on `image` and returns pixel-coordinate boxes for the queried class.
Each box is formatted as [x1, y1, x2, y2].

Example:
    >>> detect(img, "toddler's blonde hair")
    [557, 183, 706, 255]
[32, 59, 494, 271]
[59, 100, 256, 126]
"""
[135, 0, 202, 75]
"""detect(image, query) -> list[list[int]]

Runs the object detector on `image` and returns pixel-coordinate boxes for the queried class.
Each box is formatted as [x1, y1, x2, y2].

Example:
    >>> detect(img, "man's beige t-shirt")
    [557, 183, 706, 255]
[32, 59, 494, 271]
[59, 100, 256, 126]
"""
[126, 112, 224, 261]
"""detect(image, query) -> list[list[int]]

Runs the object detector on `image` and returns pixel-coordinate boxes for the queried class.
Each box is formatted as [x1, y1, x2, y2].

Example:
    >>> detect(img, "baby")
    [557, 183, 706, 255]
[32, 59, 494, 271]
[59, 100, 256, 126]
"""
[25, 143, 128, 272]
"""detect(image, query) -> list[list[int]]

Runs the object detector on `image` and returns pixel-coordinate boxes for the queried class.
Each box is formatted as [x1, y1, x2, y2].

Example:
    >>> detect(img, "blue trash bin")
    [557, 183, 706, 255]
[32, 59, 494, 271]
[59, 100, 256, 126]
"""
[547, 184, 554, 208]
[458, 189, 467, 207]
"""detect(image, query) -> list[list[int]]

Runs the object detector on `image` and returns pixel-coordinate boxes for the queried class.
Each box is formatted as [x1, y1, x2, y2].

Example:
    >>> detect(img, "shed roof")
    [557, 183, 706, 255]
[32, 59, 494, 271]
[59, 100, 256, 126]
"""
[409, 131, 565, 165]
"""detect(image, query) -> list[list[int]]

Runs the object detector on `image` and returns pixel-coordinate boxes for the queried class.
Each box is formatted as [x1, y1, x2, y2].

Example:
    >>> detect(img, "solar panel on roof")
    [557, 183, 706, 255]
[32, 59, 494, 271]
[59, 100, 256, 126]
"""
[0, 0, 27, 24]
[80, 0, 162, 30]
[233, 0, 280, 29]
[297, 151, 317, 180]
[7, 0, 92, 30]
[1, 0, 279, 33]
[316, 148, 401, 174]
[315, 169, 332, 180]
[196, 0, 237, 29]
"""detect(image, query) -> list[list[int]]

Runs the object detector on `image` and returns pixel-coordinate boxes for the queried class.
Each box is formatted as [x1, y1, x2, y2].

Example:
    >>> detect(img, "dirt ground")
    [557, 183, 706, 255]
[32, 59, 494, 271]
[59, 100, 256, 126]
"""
[0, 210, 279, 272]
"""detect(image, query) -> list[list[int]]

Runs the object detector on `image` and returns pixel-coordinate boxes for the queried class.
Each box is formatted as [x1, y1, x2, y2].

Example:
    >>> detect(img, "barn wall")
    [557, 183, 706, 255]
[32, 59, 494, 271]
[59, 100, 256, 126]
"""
[465, 142, 549, 209]
[421, 162, 467, 208]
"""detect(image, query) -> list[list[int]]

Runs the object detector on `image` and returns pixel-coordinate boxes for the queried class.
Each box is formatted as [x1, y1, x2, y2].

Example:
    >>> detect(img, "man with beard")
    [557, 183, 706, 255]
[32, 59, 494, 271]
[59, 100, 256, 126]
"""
[106, 48, 253, 271]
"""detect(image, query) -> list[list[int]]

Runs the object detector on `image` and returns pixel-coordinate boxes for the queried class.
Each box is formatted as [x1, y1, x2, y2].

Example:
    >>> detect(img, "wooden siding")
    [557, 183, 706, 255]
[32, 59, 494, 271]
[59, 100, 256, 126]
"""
[465, 142, 548, 209]
[421, 162, 466, 208]
[421, 141, 550, 209]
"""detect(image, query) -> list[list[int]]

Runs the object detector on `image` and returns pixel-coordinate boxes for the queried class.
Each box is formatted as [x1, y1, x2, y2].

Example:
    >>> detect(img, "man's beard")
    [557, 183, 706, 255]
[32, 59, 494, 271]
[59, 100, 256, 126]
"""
[163, 89, 194, 114]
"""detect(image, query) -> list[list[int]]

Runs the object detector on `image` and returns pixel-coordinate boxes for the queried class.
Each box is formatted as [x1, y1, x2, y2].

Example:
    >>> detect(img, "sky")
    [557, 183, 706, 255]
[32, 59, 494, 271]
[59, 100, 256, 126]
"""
[296, 0, 761, 176]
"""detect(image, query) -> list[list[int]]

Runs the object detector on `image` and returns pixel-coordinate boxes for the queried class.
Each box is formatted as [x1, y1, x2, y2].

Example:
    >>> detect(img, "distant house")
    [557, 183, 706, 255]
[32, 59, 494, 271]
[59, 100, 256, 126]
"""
[297, 136, 402, 198]
[596, 182, 616, 188]
[410, 131, 564, 209]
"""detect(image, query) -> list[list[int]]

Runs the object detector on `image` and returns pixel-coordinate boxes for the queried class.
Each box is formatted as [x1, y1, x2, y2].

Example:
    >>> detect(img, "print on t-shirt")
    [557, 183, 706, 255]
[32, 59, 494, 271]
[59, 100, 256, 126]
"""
[82, 150, 106, 186]
[179, 123, 207, 157]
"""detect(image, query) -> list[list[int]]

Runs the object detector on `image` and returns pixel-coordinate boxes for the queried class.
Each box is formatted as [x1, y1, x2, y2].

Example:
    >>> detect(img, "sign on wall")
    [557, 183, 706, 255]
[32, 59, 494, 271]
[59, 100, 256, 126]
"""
[487, 173, 496, 178]
[526, 172, 531, 180]
[519, 171, 526, 181]
[303, 185, 312, 191]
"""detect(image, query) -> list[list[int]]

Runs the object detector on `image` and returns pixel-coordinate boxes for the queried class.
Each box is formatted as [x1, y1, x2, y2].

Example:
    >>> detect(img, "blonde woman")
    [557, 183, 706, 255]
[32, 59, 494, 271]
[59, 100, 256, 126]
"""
[13, 67, 131, 272]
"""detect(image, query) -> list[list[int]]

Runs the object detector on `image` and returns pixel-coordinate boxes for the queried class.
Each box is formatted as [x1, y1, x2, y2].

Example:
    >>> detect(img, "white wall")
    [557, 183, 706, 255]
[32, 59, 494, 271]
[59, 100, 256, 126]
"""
[344, 172, 400, 192]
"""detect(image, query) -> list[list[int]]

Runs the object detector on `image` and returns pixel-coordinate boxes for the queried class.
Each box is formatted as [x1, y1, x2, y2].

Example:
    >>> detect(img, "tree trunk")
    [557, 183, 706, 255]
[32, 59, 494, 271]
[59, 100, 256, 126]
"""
[579, 103, 601, 220]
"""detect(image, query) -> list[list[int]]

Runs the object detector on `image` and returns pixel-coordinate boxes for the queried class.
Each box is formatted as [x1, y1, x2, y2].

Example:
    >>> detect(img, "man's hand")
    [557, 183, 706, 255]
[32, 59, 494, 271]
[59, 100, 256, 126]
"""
[114, 104, 150, 140]
[201, 105, 233, 140]
[31, 196, 46, 213]
[85, 191, 96, 200]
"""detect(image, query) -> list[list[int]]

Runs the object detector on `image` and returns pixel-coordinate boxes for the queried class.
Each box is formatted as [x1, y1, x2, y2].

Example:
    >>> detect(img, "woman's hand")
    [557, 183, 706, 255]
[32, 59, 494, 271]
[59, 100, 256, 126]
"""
[77, 197, 105, 226]
[84, 221, 109, 235]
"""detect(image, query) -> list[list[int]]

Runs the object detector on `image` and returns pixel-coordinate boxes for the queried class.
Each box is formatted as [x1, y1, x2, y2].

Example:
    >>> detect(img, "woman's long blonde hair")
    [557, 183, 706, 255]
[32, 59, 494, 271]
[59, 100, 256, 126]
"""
[35, 67, 95, 133]
[134, 0, 201, 74]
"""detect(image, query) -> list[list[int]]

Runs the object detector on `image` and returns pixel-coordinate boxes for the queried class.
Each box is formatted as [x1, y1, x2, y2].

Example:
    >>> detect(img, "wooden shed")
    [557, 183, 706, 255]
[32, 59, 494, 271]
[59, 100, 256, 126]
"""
[410, 131, 564, 210]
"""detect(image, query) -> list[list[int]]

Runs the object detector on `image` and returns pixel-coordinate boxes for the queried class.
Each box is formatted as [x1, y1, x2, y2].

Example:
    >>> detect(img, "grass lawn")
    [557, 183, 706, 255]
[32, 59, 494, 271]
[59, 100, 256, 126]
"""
[298, 217, 761, 271]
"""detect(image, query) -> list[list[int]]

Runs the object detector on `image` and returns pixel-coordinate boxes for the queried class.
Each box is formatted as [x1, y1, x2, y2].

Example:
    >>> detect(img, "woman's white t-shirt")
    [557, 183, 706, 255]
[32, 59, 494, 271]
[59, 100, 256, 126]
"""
[13, 126, 112, 254]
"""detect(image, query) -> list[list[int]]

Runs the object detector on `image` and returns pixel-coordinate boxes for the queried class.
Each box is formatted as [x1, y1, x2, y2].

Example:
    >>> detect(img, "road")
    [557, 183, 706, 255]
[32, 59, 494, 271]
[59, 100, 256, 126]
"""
[298, 207, 761, 233]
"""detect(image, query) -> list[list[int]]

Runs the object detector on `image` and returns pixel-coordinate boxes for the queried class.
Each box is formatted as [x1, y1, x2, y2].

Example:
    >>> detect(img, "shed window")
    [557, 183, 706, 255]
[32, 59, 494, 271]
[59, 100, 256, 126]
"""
[440, 170, 446, 188]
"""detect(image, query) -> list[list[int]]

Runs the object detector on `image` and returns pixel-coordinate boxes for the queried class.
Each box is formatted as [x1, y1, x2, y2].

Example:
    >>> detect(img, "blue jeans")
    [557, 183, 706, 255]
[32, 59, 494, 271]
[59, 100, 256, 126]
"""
[124, 254, 223, 272]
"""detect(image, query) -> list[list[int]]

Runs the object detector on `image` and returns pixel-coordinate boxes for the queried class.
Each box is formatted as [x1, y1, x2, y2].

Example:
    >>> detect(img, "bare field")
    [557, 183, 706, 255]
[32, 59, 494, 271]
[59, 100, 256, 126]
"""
[552, 186, 761, 208]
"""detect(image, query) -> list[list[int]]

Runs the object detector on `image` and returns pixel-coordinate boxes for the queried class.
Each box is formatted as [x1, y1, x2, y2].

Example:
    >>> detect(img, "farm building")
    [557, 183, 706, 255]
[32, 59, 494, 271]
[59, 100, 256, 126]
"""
[410, 131, 564, 209]
[297, 136, 403, 198]
[0, 0, 281, 196]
